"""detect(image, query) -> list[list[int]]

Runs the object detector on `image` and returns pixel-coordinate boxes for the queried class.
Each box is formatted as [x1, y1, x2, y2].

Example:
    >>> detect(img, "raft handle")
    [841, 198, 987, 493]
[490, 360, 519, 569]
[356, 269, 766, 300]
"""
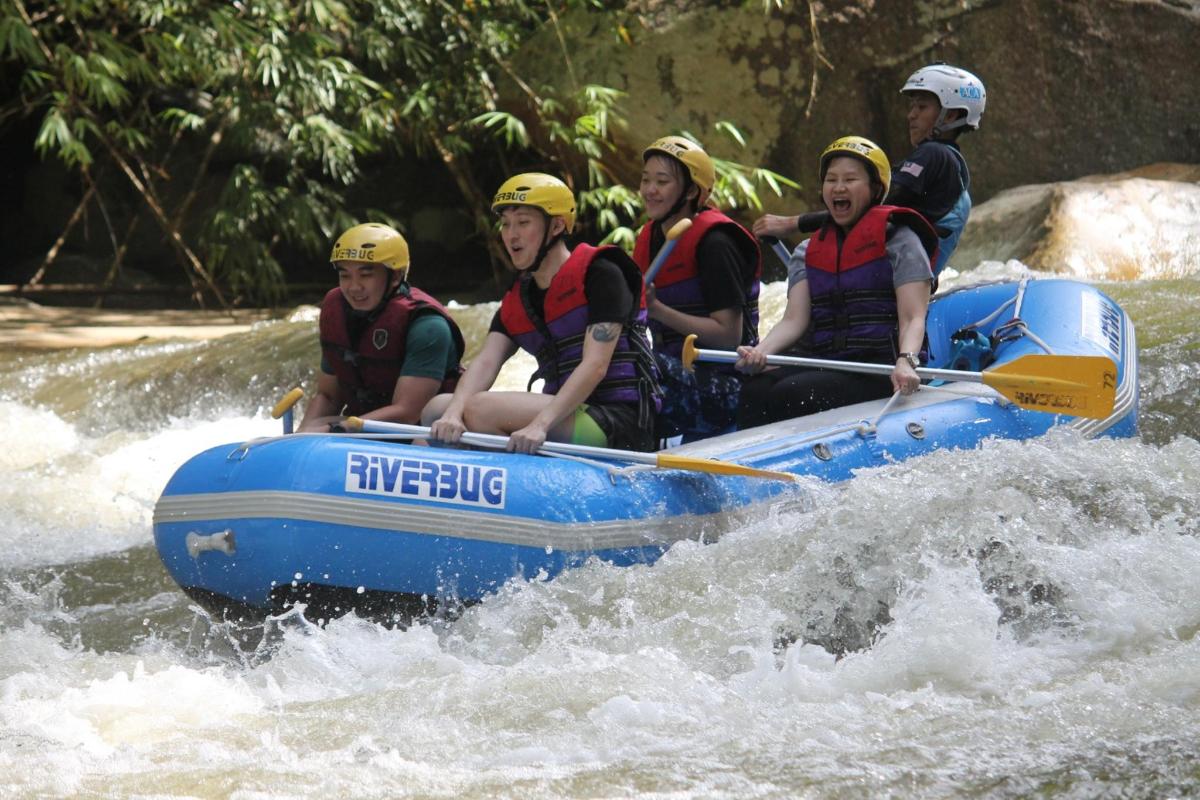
[186, 529, 237, 559]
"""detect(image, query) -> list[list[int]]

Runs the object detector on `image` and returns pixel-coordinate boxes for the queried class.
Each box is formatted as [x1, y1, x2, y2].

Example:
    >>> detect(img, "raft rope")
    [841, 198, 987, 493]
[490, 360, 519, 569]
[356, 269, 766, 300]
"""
[856, 390, 905, 436]
[968, 295, 1017, 330]
[948, 277, 1055, 365]
[991, 317, 1055, 355]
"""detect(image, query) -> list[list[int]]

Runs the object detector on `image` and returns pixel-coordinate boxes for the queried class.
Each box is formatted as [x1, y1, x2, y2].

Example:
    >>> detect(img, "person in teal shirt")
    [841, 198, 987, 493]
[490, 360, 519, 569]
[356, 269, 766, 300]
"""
[299, 223, 465, 432]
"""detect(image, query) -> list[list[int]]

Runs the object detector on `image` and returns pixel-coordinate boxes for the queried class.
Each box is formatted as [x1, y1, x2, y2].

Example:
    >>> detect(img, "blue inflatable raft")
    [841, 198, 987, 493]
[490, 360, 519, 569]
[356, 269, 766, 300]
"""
[153, 278, 1137, 621]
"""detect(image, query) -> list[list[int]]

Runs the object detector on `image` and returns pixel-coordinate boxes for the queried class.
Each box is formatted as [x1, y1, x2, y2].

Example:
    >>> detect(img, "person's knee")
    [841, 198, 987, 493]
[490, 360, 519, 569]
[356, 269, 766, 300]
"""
[460, 394, 483, 426]
[420, 393, 452, 426]
[461, 393, 502, 432]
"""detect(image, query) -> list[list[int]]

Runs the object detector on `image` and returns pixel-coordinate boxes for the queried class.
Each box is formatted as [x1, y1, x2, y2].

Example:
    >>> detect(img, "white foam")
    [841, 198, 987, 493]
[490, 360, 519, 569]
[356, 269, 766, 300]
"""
[0, 406, 276, 568]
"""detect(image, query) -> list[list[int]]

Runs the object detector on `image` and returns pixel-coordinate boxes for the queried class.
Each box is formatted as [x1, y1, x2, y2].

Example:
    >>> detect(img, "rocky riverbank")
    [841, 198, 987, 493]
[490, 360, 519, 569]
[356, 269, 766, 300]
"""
[0, 299, 278, 350]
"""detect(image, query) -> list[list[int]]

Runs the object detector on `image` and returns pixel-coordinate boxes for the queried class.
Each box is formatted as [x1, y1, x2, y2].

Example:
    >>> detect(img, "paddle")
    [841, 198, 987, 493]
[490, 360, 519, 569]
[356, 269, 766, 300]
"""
[643, 217, 693, 286]
[341, 417, 799, 482]
[758, 235, 793, 265]
[681, 335, 1118, 420]
[271, 387, 305, 434]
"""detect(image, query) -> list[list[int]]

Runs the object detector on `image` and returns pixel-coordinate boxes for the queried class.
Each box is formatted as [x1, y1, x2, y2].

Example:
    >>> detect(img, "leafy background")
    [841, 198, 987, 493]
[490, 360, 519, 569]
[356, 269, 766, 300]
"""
[0, 0, 792, 307]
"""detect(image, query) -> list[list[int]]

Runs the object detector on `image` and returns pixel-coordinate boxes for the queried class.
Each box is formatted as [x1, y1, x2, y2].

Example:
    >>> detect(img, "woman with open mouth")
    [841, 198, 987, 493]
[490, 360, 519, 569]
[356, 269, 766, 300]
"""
[735, 135, 940, 429]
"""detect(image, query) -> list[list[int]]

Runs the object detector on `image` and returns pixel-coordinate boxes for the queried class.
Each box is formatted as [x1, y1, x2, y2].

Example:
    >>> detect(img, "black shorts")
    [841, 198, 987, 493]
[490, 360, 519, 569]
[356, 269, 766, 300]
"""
[584, 402, 656, 452]
[736, 366, 893, 430]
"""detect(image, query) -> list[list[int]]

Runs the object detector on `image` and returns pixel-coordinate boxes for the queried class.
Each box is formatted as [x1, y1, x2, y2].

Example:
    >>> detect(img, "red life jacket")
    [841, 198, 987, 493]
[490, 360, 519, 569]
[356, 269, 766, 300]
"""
[805, 204, 938, 362]
[632, 208, 761, 360]
[319, 285, 465, 416]
[498, 244, 660, 412]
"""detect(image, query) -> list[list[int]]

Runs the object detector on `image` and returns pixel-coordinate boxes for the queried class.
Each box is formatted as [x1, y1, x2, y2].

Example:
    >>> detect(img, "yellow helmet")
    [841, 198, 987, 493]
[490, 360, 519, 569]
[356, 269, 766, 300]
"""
[819, 136, 891, 199]
[329, 223, 410, 275]
[643, 135, 715, 192]
[491, 173, 577, 233]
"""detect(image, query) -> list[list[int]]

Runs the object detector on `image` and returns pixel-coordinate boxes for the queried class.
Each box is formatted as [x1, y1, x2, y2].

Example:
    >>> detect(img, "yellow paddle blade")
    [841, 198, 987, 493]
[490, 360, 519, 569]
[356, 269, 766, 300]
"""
[982, 354, 1118, 419]
[271, 387, 305, 419]
[655, 453, 799, 482]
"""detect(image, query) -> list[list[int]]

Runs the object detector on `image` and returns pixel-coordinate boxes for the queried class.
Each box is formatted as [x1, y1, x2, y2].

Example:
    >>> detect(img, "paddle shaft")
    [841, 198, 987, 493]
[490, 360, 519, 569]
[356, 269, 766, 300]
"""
[350, 419, 661, 464]
[643, 218, 693, 285]
[759, 236, 793, 265]
[345, 418, 799, 481]
[685, 342, 1118, 418]
[688, 346, 976, 383]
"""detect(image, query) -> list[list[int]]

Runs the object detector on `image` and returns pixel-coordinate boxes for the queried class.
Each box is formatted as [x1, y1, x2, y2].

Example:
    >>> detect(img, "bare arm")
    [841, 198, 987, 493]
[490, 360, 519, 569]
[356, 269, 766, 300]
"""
[736, 280, 811, 374]
[297, 372, 345, 432]
[892, 280, 931, 394]
[752, 214, 801, 238]
[356, 375, 443, 425]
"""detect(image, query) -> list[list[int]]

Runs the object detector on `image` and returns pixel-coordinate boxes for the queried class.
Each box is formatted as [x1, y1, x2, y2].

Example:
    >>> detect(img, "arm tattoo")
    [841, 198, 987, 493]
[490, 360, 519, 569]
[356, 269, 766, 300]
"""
[588, 322, 621, 342]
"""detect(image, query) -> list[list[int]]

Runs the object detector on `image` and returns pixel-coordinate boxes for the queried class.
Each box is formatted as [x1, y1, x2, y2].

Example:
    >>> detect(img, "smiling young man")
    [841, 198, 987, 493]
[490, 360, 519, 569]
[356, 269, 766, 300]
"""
[423, 173, 661, 454]
[753, 63, 985, 276]
[298, 223, 464, 433]
[735, 136, 939, 429]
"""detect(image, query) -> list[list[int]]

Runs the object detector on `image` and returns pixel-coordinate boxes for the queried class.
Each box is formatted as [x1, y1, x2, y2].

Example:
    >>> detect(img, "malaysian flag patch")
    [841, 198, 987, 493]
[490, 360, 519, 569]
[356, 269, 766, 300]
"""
[900, 161, 925, 177]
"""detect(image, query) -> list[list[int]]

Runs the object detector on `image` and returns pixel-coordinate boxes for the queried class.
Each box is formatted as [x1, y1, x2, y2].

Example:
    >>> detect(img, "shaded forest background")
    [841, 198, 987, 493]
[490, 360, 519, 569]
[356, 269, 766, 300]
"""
[2, 0, 1198, 309]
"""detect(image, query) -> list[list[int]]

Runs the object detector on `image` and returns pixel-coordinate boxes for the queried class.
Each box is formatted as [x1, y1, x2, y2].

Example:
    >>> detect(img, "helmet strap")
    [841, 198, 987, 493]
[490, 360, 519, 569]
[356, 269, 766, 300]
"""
[520, 213, 565, 273]
[340, 269, 402, 320]
[932, 108, 968, 138]
[352, 272, 402, 320]
[655, 176, 696, 224]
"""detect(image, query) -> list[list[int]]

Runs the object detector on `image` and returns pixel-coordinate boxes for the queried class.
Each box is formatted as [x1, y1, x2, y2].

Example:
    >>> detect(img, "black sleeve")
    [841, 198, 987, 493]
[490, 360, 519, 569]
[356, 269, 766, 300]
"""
[797, 211, 831, 233]
[488, 307, 511, 338]
[584, 257, 635, 325]
[887, 142, 962, 223]
[695, 228, 749, 312]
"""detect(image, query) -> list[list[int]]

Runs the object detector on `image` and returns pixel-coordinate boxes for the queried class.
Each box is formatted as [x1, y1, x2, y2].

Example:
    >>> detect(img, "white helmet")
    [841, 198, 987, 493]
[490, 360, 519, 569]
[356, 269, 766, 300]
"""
[901, 63, 986, 133]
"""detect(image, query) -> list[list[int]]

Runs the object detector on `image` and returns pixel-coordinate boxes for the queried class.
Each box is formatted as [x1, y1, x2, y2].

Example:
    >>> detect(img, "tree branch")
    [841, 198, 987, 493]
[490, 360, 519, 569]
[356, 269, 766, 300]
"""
[25, 179, 97, 287]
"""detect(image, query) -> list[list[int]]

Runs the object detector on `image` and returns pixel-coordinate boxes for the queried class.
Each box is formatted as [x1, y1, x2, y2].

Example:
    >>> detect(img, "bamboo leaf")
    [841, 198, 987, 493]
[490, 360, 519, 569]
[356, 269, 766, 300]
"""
[715, 120, 747, 147]
[0, 16, 45, 64]
[470, 110, 529, 147]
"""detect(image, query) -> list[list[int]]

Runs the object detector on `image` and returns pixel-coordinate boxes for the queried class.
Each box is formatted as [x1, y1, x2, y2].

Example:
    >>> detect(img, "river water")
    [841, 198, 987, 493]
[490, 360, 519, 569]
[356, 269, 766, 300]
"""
[1, 268, 1198, 799]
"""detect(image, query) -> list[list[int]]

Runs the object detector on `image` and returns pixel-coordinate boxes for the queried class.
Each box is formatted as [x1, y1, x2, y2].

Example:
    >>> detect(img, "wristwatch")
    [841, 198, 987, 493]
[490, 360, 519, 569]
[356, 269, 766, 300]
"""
[898, 352, 921, 369]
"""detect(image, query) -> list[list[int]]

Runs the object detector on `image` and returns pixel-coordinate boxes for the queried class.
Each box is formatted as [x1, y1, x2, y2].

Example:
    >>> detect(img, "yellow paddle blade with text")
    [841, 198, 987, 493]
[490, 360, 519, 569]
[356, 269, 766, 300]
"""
[983, 354, 1118, 419]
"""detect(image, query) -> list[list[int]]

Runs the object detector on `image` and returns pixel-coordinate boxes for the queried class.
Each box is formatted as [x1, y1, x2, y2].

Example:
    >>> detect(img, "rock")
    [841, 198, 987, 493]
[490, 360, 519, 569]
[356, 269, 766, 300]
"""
[512, 0, 1200, 210]
[953, 162, 1200, 278]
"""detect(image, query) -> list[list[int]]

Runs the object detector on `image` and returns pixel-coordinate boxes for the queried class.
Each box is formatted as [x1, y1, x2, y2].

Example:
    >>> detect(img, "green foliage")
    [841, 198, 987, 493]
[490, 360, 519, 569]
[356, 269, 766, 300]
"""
[1, 0, 798, 305]
[472, 111, 530, 147]
[691, 122, 801, 213]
